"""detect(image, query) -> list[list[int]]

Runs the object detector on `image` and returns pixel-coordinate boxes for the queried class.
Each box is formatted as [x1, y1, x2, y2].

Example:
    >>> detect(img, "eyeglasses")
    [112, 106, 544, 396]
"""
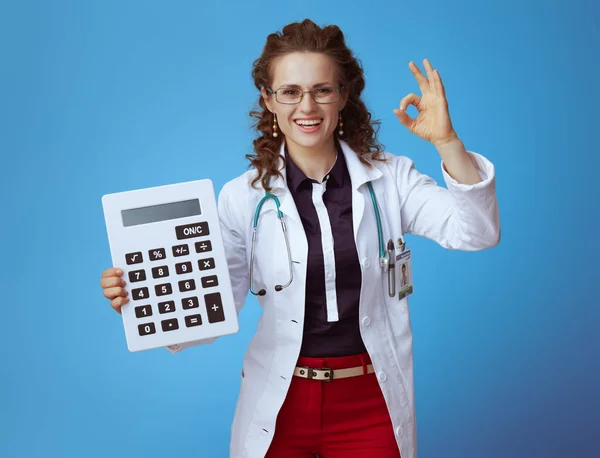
[266, 85, 343, 105]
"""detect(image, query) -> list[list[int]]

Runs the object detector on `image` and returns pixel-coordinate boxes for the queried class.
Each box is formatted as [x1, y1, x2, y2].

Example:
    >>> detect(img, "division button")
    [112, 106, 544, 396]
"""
[181, 296, 200, 310]
[172, 244, 190, 257]
[125, 252, 143, 265]
[185, 314, 203, 328]
[204, 292, 225, 323]
[161, 319, 179, 332]
[198, 257, 215, 271]
[195, 240, 212, 253]
[138, 322, 156, 336]
[201, 275, 219, 288]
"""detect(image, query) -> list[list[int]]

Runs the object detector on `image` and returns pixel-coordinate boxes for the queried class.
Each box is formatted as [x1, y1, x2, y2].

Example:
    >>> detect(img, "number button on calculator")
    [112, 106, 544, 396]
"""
[152, 265, 169, 278]
[158, 301, 176, 314]
[155, 283, 173, 296]
[129, 269, 146, 283]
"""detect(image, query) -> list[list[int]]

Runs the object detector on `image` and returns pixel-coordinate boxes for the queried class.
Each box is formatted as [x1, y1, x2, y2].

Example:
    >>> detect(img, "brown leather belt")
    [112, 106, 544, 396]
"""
[293, 364, 374, 382]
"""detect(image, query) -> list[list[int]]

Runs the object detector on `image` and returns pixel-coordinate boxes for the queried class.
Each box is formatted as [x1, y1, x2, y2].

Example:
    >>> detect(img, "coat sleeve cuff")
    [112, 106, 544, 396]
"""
[441, 151, 496, 191]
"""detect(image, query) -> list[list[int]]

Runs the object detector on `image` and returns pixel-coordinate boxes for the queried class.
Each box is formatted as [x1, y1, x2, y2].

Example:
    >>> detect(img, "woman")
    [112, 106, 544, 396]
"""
[100, 19, 500, 458]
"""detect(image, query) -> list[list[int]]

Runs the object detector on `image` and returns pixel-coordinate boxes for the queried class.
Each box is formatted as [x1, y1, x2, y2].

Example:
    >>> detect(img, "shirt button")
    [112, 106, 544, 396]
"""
[362, 258, 371, 268]
[395, 425, 404, 437]
[361, 316, 371, 326]
[378, 371, 387, 382]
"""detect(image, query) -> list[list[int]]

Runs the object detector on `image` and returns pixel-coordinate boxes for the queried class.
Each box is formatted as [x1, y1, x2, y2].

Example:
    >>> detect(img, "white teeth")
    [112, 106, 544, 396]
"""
[295, 119, 322, 126]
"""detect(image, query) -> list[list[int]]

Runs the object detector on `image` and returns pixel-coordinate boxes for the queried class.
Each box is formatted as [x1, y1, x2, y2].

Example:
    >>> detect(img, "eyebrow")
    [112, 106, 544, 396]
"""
[278, 82, 334, 88]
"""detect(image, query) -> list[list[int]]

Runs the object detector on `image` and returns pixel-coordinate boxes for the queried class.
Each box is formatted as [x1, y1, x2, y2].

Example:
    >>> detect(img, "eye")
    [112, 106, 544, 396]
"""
[316, 87, 334, 95]
[281, 88, 300, 96]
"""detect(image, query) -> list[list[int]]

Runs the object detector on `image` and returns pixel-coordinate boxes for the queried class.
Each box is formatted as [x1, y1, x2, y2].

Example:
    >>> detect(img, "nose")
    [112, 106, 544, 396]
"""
[298, 91, 318, 113]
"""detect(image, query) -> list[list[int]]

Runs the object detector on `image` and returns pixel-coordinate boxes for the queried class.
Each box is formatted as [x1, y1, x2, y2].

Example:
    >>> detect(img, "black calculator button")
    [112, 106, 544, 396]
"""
[172, 244, 190, 257]
[152, 265, 170, 279]
[205, 292, 225, 323]
[126, 252, 143, 265]
[176, 222, 209, 240]
[195, 240, 212, 253]
[185, 314, 203, 327]
[138, 322, 156, 336]
[149, 248, 167, 261]
[132, 287, 149, 300]
[135, 305, 152, 318]
[201, 275, 219, 288]
[179, 279, 196, 292]
[158, 300, 176, 314]
[182, 296, 199, 310]
[161, 319, 179, 332]
[198, 257, 215, 271]
[155, 283, 173, 296]
[175, 261, 193, 275]
[128, 269, 146, 283]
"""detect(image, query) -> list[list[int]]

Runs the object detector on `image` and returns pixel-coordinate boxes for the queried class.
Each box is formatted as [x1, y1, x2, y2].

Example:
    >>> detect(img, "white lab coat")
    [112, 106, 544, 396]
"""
[168, 139, 500, 458]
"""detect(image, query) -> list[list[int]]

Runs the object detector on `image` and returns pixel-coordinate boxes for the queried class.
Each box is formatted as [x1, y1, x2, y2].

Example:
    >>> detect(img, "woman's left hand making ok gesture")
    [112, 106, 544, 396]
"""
[394, 58, 459, 148]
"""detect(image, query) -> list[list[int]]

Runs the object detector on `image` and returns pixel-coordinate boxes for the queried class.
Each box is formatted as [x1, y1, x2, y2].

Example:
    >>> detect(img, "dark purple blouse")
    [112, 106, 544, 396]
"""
[285, 146, 366, 357]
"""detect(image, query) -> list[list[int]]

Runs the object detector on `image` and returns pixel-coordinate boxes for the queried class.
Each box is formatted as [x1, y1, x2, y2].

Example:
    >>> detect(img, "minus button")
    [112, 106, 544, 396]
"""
[201, 275, 219, 288]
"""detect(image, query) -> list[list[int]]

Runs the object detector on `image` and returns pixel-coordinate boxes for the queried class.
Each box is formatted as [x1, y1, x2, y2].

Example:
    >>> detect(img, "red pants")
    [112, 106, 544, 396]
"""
[265, 352, 401, 458]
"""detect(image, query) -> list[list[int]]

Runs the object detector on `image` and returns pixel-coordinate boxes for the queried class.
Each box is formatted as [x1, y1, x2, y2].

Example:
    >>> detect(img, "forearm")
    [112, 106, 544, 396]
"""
[435, 137, 482, 185]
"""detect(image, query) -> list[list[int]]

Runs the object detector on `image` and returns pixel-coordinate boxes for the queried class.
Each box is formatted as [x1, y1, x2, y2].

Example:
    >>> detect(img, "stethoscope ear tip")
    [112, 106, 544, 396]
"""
[258, 289, 266, 296]
[274, 285, 283, 292]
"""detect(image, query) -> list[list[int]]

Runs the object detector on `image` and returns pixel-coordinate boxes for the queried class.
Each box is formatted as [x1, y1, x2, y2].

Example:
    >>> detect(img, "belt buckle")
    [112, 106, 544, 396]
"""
[304, 366, 333, 382]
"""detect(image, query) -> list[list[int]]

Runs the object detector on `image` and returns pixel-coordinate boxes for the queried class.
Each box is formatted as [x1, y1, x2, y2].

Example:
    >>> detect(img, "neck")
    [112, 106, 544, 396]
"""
[286, 138, 338, 183]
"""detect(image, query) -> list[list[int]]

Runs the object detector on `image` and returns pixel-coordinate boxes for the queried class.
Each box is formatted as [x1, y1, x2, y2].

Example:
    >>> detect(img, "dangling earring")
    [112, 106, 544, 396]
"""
[272, 113, 278, 138]
[338, 112, 344, 136]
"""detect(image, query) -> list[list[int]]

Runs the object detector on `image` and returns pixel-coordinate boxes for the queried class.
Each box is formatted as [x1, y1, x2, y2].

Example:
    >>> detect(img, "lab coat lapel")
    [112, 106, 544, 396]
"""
[339, 140, 383, 241]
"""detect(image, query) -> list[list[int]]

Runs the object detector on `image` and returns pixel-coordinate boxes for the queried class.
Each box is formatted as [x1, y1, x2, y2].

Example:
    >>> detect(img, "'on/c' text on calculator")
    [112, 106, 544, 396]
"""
[102, 179, 239, 352]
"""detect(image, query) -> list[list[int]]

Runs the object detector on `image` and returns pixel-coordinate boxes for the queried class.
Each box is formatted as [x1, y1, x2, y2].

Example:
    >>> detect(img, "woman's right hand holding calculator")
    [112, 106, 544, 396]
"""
[100, 267, 129, 314]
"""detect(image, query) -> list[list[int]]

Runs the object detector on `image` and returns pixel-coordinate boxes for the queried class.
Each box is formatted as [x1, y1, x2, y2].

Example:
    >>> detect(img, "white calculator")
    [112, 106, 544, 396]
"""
[102, 179, 239, 352]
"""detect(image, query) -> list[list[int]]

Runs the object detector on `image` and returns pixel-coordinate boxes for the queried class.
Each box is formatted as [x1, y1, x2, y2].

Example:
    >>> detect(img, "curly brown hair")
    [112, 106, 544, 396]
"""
[246, 19, 386, 191]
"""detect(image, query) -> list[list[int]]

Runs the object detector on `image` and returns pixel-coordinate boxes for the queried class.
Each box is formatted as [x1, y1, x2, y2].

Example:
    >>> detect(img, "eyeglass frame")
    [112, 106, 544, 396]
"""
[265, 85, 345, 105]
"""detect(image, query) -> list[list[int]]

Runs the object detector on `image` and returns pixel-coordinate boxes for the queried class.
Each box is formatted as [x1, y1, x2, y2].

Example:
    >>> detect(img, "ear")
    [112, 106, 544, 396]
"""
[261, 87, 275, 114]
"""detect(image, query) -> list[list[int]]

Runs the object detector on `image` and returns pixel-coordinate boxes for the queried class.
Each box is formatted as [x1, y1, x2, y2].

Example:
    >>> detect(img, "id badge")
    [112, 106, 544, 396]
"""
[396, 249, 413, 300]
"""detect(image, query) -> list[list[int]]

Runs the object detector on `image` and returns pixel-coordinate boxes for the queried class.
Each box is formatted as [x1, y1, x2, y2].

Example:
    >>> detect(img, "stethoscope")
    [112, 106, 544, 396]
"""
[249, 182, 398, 297]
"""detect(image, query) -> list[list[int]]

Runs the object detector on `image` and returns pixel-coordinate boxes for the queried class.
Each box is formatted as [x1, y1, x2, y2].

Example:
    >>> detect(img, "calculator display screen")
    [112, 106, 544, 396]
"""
[122, 199, 201, 227]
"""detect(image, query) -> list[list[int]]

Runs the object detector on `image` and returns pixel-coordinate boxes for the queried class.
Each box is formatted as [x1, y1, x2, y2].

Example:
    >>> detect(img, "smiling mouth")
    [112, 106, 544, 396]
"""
[294, 119, 323, 127]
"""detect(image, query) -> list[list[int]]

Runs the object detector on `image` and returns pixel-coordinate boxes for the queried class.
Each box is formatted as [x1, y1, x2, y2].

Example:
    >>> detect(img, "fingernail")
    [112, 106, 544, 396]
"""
[116, 269, 123, 275]
[122, 290, 128, 296]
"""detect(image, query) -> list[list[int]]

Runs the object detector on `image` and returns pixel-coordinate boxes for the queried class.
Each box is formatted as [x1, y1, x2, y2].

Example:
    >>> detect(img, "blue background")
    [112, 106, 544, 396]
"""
[1, 0, 598, 457]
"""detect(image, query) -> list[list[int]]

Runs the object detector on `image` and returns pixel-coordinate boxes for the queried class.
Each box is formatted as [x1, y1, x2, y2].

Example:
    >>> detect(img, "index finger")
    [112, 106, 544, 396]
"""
[101, 267, 123, 278]
[408, 61, 431, 93]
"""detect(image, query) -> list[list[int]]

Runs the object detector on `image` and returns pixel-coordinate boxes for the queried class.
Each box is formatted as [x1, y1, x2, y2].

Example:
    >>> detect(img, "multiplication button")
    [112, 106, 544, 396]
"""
[204, 292, 225, 323]
[126, 252, 143, 265]
[138, 322, 156, 336]
[185, 315, 202, 328]
[172, 244, 190, 257]
[149, 248, 166, 261]
[195, 240, 212, 253]
[182, 296, 199, 310]
[161, 319, 179, 332]
[201, 275, 218, 288]
[129, 269, 146, 283]
[198, 257, 215, 271]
